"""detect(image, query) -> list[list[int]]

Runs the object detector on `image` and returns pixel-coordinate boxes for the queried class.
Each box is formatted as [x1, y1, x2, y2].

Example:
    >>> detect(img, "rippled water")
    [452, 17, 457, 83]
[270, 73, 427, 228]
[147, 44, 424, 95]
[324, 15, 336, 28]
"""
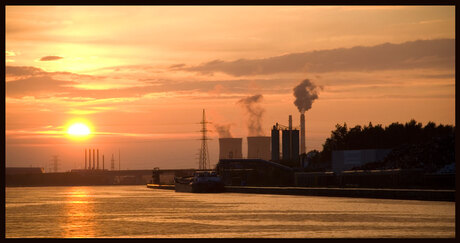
[5, 185, 455, 238]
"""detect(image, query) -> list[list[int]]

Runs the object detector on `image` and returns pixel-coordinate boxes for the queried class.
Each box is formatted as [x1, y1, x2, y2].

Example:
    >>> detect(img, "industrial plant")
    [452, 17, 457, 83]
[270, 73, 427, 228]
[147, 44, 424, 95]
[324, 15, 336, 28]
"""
[218, 114, 305, 164]
[216, 113, 306, 186]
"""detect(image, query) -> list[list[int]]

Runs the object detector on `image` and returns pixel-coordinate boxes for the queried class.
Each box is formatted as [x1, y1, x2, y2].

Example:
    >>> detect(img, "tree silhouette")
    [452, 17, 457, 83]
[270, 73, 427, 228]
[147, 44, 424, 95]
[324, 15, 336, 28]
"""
[308, 119, 454, 172]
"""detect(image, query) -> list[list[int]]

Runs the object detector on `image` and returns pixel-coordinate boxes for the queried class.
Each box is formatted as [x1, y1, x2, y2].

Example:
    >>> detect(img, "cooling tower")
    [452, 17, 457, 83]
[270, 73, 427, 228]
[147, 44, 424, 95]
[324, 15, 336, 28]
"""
[247, 136, 271, 160]
[219, 138, 243, 159]
[300, 113, 305, 154]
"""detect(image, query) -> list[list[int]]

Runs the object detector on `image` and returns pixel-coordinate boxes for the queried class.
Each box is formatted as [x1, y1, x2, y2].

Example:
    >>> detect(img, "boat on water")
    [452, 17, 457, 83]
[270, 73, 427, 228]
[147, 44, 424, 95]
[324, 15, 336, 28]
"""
[174, 171, 225, 193]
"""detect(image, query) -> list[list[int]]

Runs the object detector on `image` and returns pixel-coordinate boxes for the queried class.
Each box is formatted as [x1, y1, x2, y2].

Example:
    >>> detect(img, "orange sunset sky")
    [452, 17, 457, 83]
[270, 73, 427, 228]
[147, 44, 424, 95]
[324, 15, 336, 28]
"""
[5, 6, 455, 171]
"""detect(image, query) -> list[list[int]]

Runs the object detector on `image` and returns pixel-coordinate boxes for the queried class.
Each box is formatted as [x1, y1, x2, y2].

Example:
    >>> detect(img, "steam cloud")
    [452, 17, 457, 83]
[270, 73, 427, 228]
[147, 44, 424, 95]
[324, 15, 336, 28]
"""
[293, 79, 321, 113]
[237, 94, 265, 136]
[214, 123, 232, 138]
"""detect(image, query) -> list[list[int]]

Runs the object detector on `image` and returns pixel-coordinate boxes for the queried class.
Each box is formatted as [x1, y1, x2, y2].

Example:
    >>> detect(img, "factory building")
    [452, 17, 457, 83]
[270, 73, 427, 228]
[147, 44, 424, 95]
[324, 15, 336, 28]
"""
[219, 138, 243, 159]
[247, 136, 271, 160]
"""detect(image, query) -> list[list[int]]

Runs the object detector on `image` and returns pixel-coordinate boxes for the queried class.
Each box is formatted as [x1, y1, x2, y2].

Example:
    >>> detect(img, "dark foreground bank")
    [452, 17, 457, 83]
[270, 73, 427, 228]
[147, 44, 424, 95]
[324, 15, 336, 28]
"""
[224, 186, 455, 202]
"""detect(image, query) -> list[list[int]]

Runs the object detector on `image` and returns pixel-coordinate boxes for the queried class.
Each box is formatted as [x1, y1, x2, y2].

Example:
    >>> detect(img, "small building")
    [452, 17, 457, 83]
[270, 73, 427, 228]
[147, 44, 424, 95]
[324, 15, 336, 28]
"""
[331, 149, 391, 173]
[6, 167, 44, 175]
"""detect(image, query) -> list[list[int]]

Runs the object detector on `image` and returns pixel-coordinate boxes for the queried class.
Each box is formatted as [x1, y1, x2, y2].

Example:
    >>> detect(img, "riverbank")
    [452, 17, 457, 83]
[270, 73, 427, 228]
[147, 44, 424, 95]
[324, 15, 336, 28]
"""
[226, 186, 455, 201]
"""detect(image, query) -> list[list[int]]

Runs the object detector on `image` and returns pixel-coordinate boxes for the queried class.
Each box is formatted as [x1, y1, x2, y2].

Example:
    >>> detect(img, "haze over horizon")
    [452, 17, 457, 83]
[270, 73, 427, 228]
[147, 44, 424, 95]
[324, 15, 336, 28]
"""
[5, 6, 455, 171]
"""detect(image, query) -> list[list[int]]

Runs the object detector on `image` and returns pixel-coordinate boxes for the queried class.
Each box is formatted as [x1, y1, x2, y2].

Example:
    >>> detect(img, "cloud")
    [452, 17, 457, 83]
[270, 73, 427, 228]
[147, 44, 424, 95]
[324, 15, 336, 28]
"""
[6, 66, 46, 77]
[6, 51, 16, 56]
[40, 56, 63, 61]
[182, 39, 454, 76]
[6, 76, 78, 98]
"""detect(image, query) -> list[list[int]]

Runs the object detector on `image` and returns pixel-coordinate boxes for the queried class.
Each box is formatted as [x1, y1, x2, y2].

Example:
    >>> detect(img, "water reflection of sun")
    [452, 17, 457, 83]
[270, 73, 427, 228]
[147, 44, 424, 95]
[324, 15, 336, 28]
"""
[62, 187, 98, 238]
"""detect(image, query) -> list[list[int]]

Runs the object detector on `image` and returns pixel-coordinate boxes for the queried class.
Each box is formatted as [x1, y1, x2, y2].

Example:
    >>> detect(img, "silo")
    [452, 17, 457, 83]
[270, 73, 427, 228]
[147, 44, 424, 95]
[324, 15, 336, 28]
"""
[271, 125, 280, 161]
[247, 136, 271, 160]
[291, 129, 300, 162]
[219, 138, 243, 159]
[282, 129, 291, 161]
[282, 129, 299, 162]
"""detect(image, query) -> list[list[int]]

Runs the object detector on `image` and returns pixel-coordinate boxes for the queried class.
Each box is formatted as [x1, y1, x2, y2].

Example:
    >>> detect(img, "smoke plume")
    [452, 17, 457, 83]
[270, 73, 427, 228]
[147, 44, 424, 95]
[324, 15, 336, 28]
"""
[293, 79, 321, 113]
[214, 123, 232, 138]
[237, 94, 265, 136]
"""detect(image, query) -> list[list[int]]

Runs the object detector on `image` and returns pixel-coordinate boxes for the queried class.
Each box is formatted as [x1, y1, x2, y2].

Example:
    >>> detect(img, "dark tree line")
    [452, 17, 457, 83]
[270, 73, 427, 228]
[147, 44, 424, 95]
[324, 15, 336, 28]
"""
[306, 119, 455, 172]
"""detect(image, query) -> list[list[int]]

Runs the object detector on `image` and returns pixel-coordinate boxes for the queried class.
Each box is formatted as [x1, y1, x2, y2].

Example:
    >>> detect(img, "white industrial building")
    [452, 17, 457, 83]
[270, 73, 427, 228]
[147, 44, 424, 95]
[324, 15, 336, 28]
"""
[331, 149, 392, 172]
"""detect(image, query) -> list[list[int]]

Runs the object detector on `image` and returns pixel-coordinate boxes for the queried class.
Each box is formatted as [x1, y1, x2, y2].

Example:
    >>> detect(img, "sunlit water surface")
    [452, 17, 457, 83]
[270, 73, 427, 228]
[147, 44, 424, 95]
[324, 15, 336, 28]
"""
[5, 185, 455, 238]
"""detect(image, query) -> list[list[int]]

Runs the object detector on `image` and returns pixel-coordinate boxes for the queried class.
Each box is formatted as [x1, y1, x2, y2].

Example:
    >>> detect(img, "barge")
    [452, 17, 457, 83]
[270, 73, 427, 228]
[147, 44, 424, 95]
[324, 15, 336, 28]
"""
[174, 171, 225, 193]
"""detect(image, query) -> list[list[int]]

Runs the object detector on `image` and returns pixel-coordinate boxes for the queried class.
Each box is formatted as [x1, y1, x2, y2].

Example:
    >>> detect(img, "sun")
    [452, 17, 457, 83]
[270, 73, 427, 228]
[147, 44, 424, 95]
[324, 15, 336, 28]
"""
[68, 123, 91, 136]
[66, 121, 92, 139]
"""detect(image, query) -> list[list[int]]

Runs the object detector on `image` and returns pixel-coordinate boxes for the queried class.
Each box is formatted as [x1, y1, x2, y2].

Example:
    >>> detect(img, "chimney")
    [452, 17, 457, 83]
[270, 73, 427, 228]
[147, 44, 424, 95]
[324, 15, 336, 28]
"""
[300, 113, 305, 154]
[88, 149, 91, 170]
[93, 149, 95, 170]
[103, 155, 105, 170]
[85, 149, 87, 170]
[289, 115, 292, 159]
[97, 149, 99, 170]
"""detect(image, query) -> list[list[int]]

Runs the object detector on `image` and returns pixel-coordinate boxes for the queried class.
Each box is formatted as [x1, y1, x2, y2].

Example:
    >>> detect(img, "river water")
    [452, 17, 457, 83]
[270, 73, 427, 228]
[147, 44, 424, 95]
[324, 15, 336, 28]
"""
[5, 185, 455, 238]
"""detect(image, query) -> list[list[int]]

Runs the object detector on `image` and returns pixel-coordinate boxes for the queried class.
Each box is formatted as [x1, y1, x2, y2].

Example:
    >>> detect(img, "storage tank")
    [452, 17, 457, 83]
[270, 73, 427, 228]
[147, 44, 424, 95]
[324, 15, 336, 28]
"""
[219, 138, 243, 159]
[247, 136, 271, 160]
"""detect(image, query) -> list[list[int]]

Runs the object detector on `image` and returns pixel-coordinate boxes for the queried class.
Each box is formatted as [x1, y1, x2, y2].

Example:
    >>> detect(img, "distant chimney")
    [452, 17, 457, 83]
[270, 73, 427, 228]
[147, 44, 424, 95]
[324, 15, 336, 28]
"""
[93, 149, 95, 170]
[85, 149, 87, 170]
[300, 113, 305, 154]
[88, 149, 91, 170]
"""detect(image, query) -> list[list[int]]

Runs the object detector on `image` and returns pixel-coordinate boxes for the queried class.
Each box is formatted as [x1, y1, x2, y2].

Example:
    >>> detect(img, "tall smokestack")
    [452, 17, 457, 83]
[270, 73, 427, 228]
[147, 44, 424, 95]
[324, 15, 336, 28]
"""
[85, 149, 87, 170]
[88, 149, 91, 170]
[93, 149, 95, 170]
[293, 79, 320, 155]
[97, 149, 99, 170]
[103, 155, 105, 170]
[300, 113, 305, 154]
[289, 115, 292, 130]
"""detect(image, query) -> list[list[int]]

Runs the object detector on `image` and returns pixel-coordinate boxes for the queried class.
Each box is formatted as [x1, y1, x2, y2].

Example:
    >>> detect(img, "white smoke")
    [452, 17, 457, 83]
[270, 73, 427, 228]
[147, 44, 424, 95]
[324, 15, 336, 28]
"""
[237, 94, 265, 136]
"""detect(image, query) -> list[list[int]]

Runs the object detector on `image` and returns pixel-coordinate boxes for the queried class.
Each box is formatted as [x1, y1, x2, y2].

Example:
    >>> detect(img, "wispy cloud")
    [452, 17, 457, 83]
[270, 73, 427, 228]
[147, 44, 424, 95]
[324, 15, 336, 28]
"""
[181, 39, 454, 76]
[39, 55, 63, 61]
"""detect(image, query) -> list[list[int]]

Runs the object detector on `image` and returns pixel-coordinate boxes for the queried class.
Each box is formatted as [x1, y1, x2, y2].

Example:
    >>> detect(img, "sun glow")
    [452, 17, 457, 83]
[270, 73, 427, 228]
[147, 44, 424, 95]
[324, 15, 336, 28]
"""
[66, 120, 92, 139]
